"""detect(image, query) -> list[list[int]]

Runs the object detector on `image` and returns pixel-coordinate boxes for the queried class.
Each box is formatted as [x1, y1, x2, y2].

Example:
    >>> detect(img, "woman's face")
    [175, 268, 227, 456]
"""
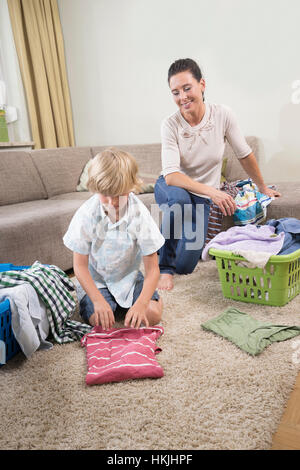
[169, 71, 205, 114]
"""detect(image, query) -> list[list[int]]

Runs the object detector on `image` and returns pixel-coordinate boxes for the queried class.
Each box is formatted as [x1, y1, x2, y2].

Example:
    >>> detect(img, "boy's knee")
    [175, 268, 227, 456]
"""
[147, 299, 162, 326]
[88, 312, 97, 326]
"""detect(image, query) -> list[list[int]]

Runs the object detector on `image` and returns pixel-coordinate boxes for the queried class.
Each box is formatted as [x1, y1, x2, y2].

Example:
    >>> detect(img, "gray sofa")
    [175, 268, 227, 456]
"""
[0, 138, 299, 271]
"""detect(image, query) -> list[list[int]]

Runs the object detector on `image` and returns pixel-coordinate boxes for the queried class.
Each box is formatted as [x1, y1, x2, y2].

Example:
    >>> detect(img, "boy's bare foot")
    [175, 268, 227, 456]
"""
[157, 273, 174, 291]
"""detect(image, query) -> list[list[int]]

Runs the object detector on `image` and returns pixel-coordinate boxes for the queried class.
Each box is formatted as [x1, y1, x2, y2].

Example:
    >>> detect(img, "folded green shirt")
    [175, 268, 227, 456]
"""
[201, 307, 300, 356]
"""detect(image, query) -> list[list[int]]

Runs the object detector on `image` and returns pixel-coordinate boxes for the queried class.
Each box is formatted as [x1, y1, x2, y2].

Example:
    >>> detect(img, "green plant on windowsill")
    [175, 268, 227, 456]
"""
[0, 108, 9, 143]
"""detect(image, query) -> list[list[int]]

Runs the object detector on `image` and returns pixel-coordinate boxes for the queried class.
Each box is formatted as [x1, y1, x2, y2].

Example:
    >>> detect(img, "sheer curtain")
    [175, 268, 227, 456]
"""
[0, 0, 31, 142]
[7, 0, 75, 148]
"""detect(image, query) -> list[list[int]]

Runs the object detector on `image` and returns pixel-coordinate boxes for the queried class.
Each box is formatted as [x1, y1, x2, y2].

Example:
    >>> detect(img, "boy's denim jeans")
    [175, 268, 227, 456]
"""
[79, 271, 160, 324]
[154, 175, 211, 275]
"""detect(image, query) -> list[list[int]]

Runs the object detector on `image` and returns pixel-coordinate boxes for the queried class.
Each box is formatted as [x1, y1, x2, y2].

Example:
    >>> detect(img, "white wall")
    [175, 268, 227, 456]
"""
[58, 0, 300, 182]
[0, 0, 31, 142]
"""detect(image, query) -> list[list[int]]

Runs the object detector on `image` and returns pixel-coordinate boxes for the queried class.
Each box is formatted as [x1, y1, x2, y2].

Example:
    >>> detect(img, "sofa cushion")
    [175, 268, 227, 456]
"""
[50, 191, 93, 201]
[0, 197, 89, 269]
[224, 136, 261, 182]
[265, 182, 300, 220]
[91, 144, 162, 179]
[137, 192, 156, 212]
[0, 151, 47, 206]
[29, 147, 92, 197]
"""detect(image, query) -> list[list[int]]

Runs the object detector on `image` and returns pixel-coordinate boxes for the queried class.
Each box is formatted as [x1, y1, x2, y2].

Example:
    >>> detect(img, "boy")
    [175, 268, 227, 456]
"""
[63, 148, 164, 329]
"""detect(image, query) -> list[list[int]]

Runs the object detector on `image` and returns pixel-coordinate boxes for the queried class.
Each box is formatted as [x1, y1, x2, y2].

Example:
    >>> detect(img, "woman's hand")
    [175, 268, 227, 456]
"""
[90, 299, 115, 330]
[207, 187, 237, 216]
[239, 153, 281, 199]
[258, 185, 281, 198]
[124, 301, 150, 329]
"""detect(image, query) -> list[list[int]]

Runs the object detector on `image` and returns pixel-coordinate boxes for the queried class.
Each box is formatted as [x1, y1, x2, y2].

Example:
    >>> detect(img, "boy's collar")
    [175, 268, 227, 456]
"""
[98, 195, 131, 227]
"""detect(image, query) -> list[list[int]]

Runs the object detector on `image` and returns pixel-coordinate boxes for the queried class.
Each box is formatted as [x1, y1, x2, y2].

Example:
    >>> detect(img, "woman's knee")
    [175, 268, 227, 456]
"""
[175, 263, 195, 275]
[175, 250, 201, 275]
[155, 177, 191, 208]
[167, 187, 191, 208]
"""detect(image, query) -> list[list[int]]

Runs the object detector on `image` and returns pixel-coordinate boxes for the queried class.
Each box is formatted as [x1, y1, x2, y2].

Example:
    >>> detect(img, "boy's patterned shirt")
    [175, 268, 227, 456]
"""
[63, 193, 164, 308]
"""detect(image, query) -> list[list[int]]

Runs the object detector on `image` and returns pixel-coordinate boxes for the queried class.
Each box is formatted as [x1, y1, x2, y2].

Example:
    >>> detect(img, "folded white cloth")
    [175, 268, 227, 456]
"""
[232, 249, 273, 268]
[0, 283, 52, 358]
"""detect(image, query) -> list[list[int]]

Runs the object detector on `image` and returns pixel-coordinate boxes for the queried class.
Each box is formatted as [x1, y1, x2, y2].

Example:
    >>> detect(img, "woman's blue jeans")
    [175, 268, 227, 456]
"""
[154, 175, 211, 275]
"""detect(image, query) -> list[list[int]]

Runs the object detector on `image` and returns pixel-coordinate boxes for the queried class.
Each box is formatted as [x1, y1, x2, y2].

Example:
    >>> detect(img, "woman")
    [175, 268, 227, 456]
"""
[155, 58, 280, 291]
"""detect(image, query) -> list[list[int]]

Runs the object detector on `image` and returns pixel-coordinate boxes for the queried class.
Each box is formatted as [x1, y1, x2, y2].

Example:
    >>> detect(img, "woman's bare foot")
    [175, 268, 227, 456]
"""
[157, 273, 174, 291]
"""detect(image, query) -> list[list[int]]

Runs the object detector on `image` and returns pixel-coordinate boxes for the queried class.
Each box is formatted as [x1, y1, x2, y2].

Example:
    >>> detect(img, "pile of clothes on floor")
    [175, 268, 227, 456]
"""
[0, 262, 91, 358]
[201, 307, 300, 356]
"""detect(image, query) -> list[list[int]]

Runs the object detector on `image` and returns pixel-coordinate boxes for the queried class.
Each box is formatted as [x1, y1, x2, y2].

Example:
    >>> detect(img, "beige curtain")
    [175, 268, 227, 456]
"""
[7, 0, 75, 148]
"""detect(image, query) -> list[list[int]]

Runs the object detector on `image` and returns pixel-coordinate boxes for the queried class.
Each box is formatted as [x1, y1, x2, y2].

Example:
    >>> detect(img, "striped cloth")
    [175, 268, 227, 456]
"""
[81, 326, 164, 385]
[204, 180, 240, 246]
[233, 179, 274, 226]
[0, 261, 91, 344]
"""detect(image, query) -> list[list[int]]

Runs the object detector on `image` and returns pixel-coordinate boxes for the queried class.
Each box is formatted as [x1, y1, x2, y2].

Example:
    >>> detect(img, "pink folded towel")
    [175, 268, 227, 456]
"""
[81, 325, 164, 385]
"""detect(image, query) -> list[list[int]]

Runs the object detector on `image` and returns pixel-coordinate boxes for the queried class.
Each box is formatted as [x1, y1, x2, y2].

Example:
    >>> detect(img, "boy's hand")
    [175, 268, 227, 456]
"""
[90, 299, 115, 330]
[124, 302, 149, 329]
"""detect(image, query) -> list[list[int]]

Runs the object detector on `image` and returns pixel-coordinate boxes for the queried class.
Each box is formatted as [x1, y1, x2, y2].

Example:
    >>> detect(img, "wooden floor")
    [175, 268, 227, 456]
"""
[271, 371, 300, 450]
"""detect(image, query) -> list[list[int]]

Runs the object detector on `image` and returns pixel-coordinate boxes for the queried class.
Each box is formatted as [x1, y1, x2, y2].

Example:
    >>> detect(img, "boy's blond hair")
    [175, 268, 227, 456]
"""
[87, 147, 142, 196]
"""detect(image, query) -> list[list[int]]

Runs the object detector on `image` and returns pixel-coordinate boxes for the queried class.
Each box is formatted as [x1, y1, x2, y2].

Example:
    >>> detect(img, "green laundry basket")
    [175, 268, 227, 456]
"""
[209, 248, 300, 307]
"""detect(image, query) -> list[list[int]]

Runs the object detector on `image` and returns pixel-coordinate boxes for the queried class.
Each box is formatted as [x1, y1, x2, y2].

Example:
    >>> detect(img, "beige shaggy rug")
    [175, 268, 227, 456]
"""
[1, 260, 300, 450]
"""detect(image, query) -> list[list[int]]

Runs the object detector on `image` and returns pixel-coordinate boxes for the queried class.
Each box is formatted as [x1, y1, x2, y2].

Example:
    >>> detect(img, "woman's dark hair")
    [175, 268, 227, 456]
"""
[168, 58, 203, 83]
[168, 58, 205, 100]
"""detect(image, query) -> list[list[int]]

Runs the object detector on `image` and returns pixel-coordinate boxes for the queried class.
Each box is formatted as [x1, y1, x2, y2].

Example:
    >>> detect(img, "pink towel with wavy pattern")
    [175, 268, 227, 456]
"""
[81, 326, 164, 385]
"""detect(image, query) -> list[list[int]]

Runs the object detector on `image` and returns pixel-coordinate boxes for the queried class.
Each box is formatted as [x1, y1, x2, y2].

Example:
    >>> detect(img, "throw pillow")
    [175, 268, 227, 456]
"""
[137, 173, 157, 194]
[220, 157, 228, 184]
[76, 159, 92, 191]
